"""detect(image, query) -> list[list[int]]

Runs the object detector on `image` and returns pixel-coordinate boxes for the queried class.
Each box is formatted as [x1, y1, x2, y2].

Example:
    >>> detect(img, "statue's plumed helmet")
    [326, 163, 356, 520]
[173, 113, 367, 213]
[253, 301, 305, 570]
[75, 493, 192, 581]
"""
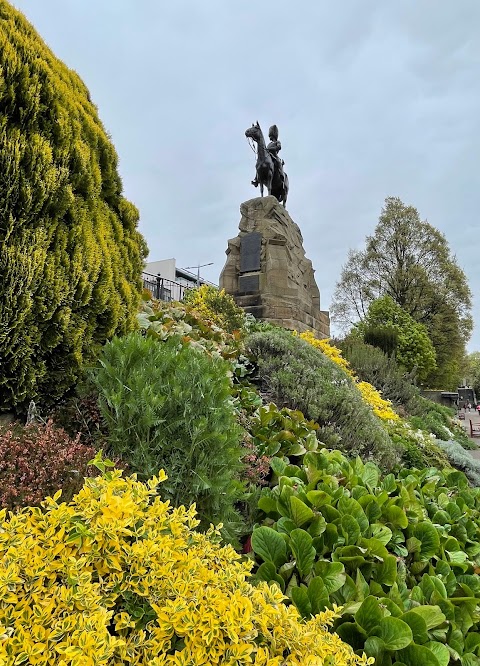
[268, 125, 279, 140]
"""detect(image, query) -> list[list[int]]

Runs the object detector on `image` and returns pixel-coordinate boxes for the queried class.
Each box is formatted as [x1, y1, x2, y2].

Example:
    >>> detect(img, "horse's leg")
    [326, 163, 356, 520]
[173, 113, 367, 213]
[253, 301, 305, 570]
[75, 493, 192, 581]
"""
[260, 182, 264, 197]
[267, 171, 273, 196]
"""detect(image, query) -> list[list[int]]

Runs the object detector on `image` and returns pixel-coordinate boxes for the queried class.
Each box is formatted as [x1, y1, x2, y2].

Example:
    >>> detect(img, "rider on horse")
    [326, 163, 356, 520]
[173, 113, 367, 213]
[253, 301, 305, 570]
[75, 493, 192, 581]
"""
[252, 125, 286, 189]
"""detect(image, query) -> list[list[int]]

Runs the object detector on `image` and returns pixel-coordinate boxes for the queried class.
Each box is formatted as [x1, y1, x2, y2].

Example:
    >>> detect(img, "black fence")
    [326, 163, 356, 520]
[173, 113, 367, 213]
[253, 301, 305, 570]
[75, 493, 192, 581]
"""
[142, 272, 192, 302]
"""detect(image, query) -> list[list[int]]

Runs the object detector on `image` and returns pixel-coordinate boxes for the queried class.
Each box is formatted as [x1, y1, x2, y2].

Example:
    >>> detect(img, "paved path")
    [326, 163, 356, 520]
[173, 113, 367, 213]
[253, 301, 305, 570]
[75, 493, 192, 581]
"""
[459, 409, 480, 460]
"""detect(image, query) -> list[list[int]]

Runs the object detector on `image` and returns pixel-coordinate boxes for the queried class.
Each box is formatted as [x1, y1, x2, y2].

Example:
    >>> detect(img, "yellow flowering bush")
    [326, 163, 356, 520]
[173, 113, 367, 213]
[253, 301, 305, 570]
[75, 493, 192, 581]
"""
[183, 284, 246, 333]
[298, 332, 398, 421]
[0, 468, 372, 666]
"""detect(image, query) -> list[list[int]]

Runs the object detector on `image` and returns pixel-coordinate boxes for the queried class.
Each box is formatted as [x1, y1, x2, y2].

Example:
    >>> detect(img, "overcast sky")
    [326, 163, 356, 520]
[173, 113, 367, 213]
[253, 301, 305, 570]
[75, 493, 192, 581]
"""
[12, 0, 480, 350]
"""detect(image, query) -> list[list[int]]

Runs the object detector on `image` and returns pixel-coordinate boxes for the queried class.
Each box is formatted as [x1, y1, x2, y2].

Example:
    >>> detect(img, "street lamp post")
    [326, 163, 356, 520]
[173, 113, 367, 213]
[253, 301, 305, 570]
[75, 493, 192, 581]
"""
[184, 262, 214, 286]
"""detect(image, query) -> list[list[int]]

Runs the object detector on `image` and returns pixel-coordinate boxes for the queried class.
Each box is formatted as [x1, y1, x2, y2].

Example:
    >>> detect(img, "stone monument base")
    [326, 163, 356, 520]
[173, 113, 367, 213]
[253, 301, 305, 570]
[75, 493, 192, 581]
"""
[219, 196, 330, 338]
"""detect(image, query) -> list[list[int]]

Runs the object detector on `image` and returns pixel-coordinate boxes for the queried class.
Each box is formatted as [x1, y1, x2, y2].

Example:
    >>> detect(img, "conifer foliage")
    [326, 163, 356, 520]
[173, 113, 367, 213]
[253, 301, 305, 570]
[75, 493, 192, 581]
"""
[0, 2, 147, 411]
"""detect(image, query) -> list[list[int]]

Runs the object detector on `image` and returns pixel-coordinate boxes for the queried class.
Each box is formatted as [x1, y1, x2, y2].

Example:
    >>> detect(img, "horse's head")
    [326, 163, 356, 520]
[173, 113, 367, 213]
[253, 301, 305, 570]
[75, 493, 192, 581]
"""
[245, 121, 263, 142]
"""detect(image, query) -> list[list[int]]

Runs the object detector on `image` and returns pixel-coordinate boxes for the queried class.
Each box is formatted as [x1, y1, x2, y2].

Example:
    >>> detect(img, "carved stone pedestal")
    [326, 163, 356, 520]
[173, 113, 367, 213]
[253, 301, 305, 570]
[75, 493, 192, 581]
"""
[219, 196, 330, 338]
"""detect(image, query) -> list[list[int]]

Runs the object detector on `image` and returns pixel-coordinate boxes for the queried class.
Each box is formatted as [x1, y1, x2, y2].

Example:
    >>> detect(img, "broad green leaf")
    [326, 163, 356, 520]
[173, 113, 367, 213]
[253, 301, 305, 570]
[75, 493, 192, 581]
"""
[355, 595, 384, 635]
[337, 497, 369, 534]
[257, 496, 278, 515]
[414, 523, 440, 561]
[465, 632, 480, 652]
[275, 517, 297, 535]
[289, 496, 314, 527]
[397, 644, 441, 666]
[290, 585, 311, 618]
[419, 575, 447, 601]
[315, 561, 346, 595]
[336, 622, 365, 651]
[425, 642, 450, 666]
[335, 545, 367, 569]
[361, 537, 389, 560]
[382, 474, 397, 493]
[364, 636, 385, 658]
[255, 562, 285, 591]
[409, 605, 446, 630]
[446, 470, 468, 490]
[361, 462, 380, 489]
[401, 610, 429, 644]
[376, 616, 413, 650]
[277, 560, 296, 581]
[445, 501, 462, 521]
[290, 528, 315, 578]
[406, 537, 422, 553]
[306, 490, 332, 507]
[462, 654, 480, 666]
[355, 569, 369, 600]
[307, 576, 328, 615]
[335, 574, 357, 603]
[376, 554, 397, 586]
[432, 510, 451, 525]
[251, 526, 287, 567]
[383, 504, 408, 529]
[379, 596, 403, 618]
[341, 514, 361, 545]
[307, 514, 326, 537]
[270, 457, 287, 476]
[371, 523, 393, 545]
[447, 550, 468, 565]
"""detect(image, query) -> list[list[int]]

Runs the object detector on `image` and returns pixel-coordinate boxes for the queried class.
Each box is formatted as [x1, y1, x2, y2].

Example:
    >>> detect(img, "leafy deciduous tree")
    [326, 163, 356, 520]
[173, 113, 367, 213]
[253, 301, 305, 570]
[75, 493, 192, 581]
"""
[331, 197, 472, 388]
[358, 295, 437, 382]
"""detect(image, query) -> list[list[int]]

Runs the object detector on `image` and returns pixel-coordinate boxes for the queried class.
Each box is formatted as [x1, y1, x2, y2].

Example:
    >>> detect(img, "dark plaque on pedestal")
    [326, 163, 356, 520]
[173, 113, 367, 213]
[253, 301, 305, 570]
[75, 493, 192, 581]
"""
[238, 274, 259, 293]
[240, 232, 262, 272]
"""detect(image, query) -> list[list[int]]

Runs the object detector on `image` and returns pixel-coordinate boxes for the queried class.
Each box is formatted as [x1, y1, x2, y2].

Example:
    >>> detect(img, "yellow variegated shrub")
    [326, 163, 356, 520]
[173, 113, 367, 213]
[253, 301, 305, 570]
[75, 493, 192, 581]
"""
[298, 332, 398, 421]
[0, 470, 372, 665]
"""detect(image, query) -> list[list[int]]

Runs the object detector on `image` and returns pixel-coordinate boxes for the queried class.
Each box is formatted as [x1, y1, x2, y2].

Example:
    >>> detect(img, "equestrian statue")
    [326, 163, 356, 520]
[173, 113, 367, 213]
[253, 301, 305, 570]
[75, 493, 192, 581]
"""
[245, 122, 289, 207]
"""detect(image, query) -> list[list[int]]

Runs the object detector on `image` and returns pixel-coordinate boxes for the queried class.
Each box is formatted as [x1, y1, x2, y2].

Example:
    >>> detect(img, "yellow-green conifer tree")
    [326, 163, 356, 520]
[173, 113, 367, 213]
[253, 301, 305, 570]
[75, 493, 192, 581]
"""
[0, 1, 147, 411]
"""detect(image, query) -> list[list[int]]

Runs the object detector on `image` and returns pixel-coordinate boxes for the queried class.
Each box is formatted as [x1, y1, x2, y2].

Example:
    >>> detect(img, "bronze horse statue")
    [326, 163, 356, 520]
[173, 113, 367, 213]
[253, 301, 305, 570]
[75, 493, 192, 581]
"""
[245, 122, 289, 207]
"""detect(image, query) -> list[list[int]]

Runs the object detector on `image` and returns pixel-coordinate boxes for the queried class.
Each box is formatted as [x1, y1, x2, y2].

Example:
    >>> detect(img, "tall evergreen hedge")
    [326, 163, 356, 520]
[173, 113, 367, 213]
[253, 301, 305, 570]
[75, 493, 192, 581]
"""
[0, 2, 147, 412]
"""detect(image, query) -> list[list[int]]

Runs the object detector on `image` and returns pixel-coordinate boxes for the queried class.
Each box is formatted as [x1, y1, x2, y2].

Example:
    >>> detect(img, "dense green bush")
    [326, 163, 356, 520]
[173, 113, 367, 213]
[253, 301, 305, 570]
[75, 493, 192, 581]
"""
[251, 449, 480, 665]
[246, 328, 399, 469]
[92, 333, 245, 537]
[358, 296, 437, 381]
[340, 339, 419, 409]
[0, 2, 147, 413]
[182, 284, 246, 333]
[436, 439, 480, 486]
[386, 420, 451, 470]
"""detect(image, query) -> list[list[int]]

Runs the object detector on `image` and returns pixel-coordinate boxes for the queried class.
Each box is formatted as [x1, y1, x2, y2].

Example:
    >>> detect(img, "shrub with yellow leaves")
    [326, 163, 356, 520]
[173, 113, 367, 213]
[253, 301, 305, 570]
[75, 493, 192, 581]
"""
[298, 331, 398, 422]
[0, 466, 373, 666]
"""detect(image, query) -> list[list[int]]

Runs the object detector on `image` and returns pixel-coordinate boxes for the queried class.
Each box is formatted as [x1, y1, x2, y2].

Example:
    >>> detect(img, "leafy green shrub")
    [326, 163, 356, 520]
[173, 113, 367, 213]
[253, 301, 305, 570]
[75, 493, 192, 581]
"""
[182, 284, 246, 332]
[386, 420, 451, 470]
[0, 3, 147, 413]
[363, 326, 399, 356]
[92, 332, 245, 536]
[246, 328, 399, 469]
[340, 339, 419, 409]
[250, 403, 320, 459]
[436, 439, 480, 486]
[0, 420, 95, 509]
[137, 298, 243, 360]
[251, 449, 480, 665]
[0, 467, 370, 666]
[357, 295, 437, 381]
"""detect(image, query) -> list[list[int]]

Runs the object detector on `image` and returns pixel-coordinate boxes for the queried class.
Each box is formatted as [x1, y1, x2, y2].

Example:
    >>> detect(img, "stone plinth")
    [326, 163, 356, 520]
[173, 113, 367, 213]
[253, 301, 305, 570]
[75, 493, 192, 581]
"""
[219, 196, 330, 338]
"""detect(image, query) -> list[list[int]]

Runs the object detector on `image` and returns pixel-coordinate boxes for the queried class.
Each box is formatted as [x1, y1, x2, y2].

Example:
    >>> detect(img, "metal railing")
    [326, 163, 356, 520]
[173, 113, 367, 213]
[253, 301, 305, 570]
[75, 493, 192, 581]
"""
[142, 272, 192, 302]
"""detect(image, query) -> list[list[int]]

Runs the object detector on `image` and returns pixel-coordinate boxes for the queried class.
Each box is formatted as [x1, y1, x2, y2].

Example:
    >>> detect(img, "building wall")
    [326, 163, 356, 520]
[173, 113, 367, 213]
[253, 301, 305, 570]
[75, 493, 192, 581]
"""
[144, 258, 176, 282]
